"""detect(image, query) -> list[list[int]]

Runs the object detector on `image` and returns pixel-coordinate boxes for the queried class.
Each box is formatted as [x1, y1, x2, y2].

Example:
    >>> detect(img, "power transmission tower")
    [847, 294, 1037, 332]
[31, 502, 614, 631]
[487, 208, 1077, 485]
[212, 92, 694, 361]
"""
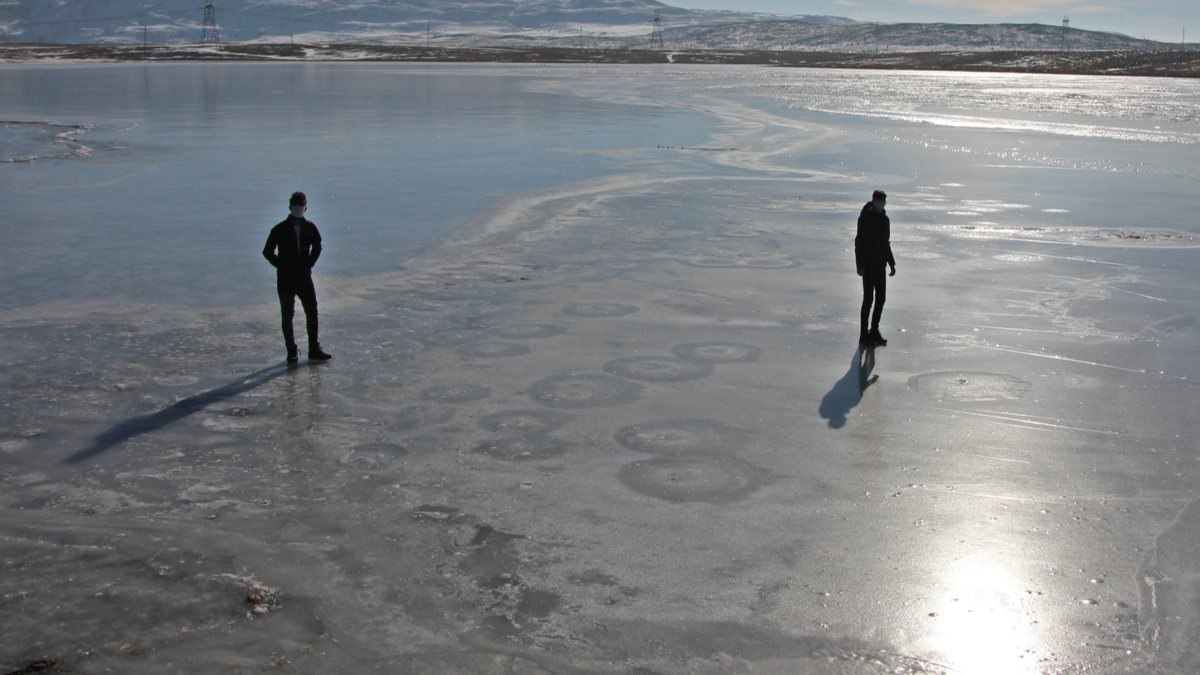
[200, 2, 220, 44]
[1061, 16, 1069, 50]
[649, 11, 664, 49]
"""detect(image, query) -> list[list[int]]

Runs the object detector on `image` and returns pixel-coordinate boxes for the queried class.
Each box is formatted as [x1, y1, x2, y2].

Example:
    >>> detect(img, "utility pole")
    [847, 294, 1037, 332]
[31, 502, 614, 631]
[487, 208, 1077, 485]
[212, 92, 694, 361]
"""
[649, 11, 664, 49]
[200, 2, 220, 45]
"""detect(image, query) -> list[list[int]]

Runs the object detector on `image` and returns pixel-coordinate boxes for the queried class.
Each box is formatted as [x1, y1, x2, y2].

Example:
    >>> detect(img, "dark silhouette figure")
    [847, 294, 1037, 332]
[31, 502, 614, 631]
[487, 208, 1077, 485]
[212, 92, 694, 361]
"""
[818, 348, 877, 429]
[263, 191, 331, 364]
[855, 189, 896, 347]
[66, 365, 289, 463]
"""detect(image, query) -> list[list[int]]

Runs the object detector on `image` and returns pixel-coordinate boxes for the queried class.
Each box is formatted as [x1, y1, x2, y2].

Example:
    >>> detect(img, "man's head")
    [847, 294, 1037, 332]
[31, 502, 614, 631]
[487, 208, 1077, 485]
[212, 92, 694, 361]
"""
[871, 189, 887, 212]
[289, 191, 307, 218]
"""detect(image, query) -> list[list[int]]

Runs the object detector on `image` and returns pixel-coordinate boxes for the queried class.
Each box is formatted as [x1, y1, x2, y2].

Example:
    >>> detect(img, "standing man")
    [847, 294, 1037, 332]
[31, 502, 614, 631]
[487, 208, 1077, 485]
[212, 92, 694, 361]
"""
[855, 189, 896, 348]
[263, 191, 331, 364]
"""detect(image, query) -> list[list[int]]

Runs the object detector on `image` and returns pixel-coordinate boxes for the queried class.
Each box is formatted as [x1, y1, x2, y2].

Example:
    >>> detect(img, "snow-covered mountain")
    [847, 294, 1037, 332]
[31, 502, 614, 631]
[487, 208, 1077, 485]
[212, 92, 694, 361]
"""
[0, 0, 1170, 52]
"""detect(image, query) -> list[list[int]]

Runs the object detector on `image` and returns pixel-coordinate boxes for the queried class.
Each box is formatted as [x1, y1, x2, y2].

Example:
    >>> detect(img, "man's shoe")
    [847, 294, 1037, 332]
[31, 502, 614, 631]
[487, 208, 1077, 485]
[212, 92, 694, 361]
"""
[859, 332, 873, 348]
[869, 329, 888, 347]
[286, 346, 299, 364]
[309, 346, 332, 362]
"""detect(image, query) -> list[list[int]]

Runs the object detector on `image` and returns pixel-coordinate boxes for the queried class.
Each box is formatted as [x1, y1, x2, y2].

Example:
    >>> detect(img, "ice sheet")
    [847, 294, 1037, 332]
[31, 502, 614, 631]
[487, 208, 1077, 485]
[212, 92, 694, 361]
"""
[3, 64, 1200, 674]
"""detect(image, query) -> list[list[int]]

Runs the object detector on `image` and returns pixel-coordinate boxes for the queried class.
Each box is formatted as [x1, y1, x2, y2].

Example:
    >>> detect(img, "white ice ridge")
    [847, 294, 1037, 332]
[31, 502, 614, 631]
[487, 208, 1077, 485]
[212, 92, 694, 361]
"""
[0, 119, 94, 162]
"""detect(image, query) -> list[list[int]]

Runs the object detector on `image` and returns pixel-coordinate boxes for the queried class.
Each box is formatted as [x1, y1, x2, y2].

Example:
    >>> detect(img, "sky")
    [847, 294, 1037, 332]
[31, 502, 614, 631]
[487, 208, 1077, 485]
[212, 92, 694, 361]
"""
[667, 1, 1197, 43]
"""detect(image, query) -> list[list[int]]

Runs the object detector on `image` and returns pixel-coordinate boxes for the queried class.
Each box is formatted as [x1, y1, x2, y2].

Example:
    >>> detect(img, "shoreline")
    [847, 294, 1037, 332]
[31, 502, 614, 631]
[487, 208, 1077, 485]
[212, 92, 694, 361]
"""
[1, 42, 1199, 77]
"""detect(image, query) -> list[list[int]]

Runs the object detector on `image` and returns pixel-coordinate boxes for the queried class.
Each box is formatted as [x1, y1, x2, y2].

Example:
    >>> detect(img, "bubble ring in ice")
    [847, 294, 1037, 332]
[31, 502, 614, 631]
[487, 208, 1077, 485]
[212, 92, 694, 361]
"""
[392, 405, 456, 431]
[528, 374, 643, 409]
[679, 256, 740, 268]
[617, 457, 768, 503]
[671, 341, 762, 364]
[615, 419, 747, 457]
[561, 303, 639, 318]
[456, 341, 530, 358]
[365, 336, 425, 356]
[1148, 315, 1198, 334]
[422, 383, 491, 404]
[907, 371, 1032, 402]
[602, 356, 712, 383]
[427, 329, 488, 346]
[153, 374, 202, 387]
[364, 371, 423, 388]
[488, 323, 567, 340]
[479, 409, 573, 434]
[339, 442, 409, 467]
[416, 286, 499, 302]
[472, 434, 571, 461]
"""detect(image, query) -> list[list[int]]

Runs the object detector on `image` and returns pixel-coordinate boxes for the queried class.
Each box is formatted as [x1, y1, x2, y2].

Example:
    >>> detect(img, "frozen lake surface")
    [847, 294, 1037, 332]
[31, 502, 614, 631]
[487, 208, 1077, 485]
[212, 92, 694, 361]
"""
[2, 63, 1200, 674]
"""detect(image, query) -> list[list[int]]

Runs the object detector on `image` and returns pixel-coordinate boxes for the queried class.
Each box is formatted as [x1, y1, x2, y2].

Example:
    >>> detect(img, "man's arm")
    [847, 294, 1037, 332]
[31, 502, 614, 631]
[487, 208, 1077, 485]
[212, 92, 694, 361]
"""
[262, 228, 280, 268]
[307, 225, 322, 268]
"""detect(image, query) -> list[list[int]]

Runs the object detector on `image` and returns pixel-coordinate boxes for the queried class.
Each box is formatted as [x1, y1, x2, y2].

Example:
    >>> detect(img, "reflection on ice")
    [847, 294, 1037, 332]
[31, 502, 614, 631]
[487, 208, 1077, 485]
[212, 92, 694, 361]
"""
[930, 556, 1041, 674]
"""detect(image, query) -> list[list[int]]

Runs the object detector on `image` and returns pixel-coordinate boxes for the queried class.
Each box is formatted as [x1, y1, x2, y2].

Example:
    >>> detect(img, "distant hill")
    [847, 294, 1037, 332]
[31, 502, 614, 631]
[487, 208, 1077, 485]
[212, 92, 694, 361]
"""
[0, 0, 1181, 52]
[0, 0, 845, 44]
[666, 21, 1164, 53]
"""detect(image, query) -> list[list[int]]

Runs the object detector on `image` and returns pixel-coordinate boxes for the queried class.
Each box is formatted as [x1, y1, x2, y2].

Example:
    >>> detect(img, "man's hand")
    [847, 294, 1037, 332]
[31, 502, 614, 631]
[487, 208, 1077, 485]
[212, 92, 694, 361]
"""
[857, 268, 864, 277]
[888, 263, 896, 277]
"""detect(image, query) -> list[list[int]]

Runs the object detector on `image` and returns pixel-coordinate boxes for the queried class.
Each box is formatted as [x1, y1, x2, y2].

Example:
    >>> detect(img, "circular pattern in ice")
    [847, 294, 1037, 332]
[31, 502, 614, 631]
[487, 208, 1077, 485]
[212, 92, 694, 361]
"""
[615, 419, 747, 457]
[416, 287, 498, 302]
[426, 329, 488, 346]
[479, 409, 572, 434]
[908, 371, 1032, 402]
[488, 323, 567, 340]
[602, 356, 712, 383]
[393, 405, 455, 431]
[363, 371, 423, 388]
[561, 303, 639, 318]
[455, 341, 530, 358]
[1147, 315, 1197, 334]
[472, 434, 571, 461]
[365, 334, 425, 355]
[617, 457, 768, 503]
[422, 383, 491, 404]
[671, 341, 762, 364]
[528, 374, 643, 409]
[339, 442, 408, 467]
[153, 374, 202, 387]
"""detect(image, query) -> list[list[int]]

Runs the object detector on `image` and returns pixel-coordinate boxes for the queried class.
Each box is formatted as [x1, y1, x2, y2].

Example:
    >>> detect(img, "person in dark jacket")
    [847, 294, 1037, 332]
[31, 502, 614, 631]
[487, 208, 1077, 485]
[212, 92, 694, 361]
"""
[855, 189, 897, 347]
[263, 191, 331, 363]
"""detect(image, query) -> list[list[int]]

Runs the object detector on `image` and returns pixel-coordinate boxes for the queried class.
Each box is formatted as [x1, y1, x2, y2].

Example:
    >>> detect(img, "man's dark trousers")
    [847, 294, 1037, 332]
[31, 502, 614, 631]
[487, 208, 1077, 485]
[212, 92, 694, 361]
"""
[278, 272, 319, 352]
[860, 269, 886, 337]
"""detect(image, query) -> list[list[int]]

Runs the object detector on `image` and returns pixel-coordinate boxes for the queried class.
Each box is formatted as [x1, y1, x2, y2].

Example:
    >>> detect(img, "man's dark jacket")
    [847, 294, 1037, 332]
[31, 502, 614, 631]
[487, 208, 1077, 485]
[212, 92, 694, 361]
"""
[855, 203, 895, 273]
[263, 216, 323, 277]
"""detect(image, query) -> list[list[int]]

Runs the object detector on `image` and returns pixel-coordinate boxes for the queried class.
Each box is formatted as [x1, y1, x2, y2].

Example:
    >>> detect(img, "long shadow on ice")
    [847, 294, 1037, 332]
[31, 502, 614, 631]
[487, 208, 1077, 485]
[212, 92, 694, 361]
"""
[818, 348, 877, 430]
[65, 364, 290, 464]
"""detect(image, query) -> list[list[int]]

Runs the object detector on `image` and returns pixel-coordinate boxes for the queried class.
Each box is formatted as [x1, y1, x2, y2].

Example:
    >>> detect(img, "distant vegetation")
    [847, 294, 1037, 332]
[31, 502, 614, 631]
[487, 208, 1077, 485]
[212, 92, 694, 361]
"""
[2, 42, 1198, 78]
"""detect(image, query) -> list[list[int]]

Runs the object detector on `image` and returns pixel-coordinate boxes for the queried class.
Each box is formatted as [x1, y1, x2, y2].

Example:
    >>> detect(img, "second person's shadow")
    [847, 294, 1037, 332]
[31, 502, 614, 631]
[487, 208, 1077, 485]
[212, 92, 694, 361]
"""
[818, 347, 877, 429]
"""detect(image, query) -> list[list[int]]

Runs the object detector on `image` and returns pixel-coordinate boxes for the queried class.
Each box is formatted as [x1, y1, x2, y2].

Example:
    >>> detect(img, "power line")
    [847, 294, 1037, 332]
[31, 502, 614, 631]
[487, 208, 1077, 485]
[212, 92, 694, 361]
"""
[14, 7, 202, 28]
